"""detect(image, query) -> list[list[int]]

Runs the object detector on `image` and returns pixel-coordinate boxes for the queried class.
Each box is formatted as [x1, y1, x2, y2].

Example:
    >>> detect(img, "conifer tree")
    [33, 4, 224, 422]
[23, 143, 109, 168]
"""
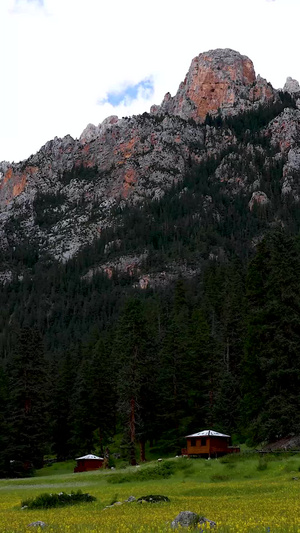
[90, 335, 117, 454]
[213, 263, 246, 433]
[70, 359, 94, 454]
[157, 280, 191, 449]
[0, 366, 10, 476]
[242, 230, 300, 443]
[113, 298, 151, 465]
[187, 308, 212, 430]
[7, 328, 50, 471]
[52, 351, 76, 460]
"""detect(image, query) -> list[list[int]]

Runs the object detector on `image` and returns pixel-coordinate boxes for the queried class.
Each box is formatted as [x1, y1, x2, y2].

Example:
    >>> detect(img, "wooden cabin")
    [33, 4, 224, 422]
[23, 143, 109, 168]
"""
[183, 430, 240, 458]
[74, 454, 104, 473]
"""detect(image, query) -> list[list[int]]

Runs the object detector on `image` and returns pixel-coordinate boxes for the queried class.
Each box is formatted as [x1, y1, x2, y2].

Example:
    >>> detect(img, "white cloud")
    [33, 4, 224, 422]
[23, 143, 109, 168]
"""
[100, 79, 154, 108]
[10, 0, 45, 14]
[0, 0, 300, 162]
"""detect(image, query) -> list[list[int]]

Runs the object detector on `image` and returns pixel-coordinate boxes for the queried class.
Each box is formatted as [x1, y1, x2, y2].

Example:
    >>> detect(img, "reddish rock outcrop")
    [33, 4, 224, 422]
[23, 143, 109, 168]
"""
[0, 165, 38, 208]
[151, 49, 275, 121]
[249, 191, 270, 211]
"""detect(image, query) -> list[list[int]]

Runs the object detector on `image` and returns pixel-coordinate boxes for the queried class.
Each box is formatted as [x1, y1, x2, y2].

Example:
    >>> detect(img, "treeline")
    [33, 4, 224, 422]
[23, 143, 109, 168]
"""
[204, 90, 297, 141]
[1, 230, 300, 475]
[1, 97, 300, 475]
[0, 140, 285, 356]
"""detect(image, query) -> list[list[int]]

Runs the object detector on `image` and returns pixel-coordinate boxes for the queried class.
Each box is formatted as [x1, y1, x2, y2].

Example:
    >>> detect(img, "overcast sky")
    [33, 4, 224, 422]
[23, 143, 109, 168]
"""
[1, 0, 300, 163]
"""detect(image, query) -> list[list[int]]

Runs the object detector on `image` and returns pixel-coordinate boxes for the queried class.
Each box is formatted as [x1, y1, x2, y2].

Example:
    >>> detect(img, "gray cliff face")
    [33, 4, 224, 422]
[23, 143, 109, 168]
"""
[0, 48, 300, 281]
[0, 113, 209, 260]
[283, 77, 300, 94]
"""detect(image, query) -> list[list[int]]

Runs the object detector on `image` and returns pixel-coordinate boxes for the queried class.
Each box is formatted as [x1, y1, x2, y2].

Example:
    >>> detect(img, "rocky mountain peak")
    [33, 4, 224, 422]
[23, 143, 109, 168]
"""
[151, 48, 275, 121]
[283, 76, 300, 94]
[79, 115, 119, 144]
[0, 47, 299, 271]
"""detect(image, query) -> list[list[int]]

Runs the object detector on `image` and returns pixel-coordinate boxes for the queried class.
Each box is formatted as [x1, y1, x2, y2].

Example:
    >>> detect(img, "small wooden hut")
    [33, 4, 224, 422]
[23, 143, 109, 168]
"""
[183, 430, 240, 458]
[74, 454, 104, 473]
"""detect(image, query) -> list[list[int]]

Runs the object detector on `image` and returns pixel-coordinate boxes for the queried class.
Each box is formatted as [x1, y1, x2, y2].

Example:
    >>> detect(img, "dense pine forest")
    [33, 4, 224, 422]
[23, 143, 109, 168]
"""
[1, 98, 300, 477]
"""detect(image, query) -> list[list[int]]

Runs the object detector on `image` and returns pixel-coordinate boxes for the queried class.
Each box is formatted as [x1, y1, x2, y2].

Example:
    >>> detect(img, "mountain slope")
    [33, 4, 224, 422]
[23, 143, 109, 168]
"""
[1, 48, 299, 283]
[2, 50, 300, 463]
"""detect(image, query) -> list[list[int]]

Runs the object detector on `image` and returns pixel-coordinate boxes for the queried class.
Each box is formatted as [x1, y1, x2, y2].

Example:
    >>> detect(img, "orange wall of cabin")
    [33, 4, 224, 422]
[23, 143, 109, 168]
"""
[186, 436, 230, 455]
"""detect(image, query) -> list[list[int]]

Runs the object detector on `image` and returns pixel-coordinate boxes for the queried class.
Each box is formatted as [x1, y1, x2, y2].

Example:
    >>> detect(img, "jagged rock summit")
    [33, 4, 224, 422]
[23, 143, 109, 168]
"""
[283, 76, 300, 94]
[79, 116, 120, 144]
[0, 47, 300, 274]
[151, 48, 275, 121]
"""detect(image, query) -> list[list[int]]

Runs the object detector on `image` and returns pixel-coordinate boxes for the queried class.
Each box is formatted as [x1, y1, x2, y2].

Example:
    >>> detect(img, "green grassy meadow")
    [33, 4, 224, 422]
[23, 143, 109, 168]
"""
[1, 454, 300, 532]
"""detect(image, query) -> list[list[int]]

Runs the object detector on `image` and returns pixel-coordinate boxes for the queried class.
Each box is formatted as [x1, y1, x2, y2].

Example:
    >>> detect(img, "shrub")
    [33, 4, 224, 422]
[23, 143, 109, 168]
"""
[21, 490, 96, 509]
[8, 460, 35, 478]
[210, 474, 230, 482]
[107, 462, 176, 484]
[137, 495, 170, 503]
[283, 460, 297, 473]
[224, 462, 236, 469]
[174, 458, 194, 471]
[257, 457, 268, 471]
[109, 494, 119, 506]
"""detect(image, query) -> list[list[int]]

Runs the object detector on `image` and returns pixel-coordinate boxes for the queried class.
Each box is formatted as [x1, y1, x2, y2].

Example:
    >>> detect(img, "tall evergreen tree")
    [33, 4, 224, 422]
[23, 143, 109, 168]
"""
[187, 308, 212, 431]
[242, 230, 300, 443]
[213, 263, 246, 434]
[0, 366, 10, 476]
[7, 328, 50, 471]
[70, 357, 97, 455]
[157, 280, 192, 449]
[51, 351, 77, 460]
[113, 298, 152, 465]
[90, 334, 117, 454]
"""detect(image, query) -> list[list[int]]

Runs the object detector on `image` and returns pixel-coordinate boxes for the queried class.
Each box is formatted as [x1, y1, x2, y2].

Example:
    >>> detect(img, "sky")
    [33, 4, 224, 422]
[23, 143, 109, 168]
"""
[1, 0, 300, 163]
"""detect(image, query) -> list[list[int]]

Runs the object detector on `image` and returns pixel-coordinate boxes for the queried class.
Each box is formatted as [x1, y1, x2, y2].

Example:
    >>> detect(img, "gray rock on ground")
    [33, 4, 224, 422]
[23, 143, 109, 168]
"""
[126, 495, 136, 502]
[199, 516, 216, 528]
[171, 511, 216, 529]
[28, 522, 47, 529]
[104, 496, 136, 509]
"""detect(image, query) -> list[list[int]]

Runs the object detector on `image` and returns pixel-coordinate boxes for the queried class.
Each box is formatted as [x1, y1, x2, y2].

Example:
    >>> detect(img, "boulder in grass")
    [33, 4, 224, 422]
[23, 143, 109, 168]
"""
[28, 521, 47, 529]
[199, 516, 216, 528]
[126, 495, 136, 502]
[171, 512, 199, 529]
[171, 511, 216, 529]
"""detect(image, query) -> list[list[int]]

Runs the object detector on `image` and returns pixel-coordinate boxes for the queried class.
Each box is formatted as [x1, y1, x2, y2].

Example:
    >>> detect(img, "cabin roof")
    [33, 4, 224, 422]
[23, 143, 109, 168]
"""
[75, 454, 104, 461]
[185, 430, 230, 438]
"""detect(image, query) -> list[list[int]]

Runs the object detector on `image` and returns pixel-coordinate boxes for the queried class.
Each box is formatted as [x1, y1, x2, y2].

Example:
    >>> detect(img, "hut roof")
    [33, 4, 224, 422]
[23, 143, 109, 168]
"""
[185, 430, 230, 438]
[75, 454, 104, 461]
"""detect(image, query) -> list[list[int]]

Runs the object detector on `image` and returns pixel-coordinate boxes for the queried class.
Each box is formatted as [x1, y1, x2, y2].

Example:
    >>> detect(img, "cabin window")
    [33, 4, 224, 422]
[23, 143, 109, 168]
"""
[201, 438, 206, 446]
[190, 438, 196, 447]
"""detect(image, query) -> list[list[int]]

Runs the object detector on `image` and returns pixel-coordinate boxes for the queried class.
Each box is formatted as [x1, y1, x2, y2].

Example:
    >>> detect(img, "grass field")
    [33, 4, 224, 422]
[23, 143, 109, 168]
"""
[1, 454, 300, 532]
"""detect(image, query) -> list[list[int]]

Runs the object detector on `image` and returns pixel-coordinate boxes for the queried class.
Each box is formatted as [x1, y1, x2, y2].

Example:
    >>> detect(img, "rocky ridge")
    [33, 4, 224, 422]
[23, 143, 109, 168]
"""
[151, 49, 275, 121]
[1, 48, 300, 284]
